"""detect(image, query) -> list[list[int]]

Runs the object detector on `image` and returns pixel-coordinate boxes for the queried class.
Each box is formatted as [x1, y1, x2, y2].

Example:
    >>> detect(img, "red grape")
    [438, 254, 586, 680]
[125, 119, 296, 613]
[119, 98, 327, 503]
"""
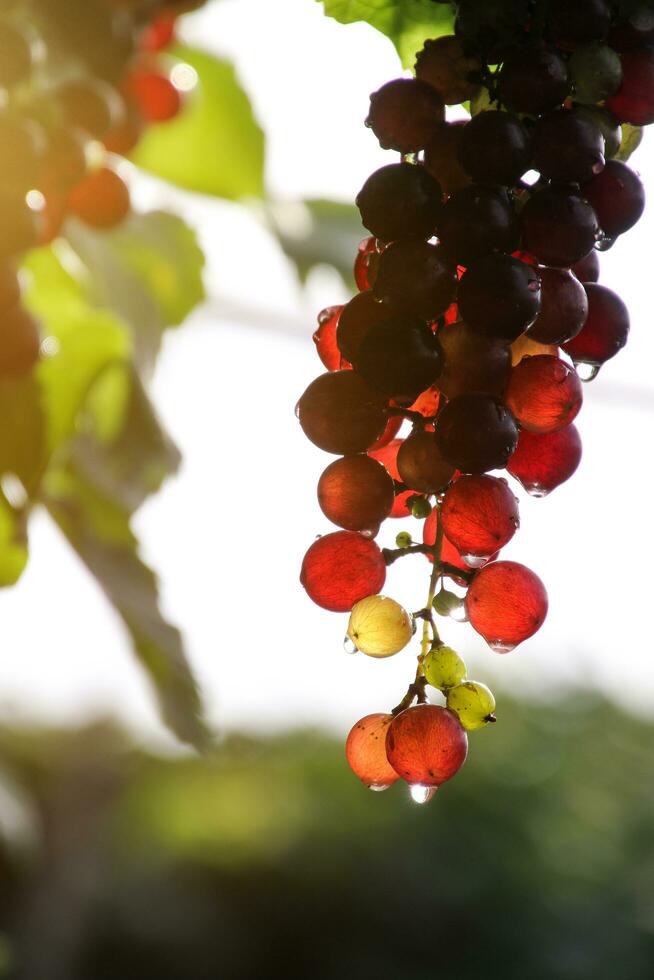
[572, 250, 600, 283]
[366, 78, 444, 153]
[352, 317, 443, 403]
[356, 163, 442, 243]
[562, 284, 629, 367]
[297, 371, 388, 455]
[423, 121, 471, 195]
[369, 439, 412, 518]
[582, 160, 646, 238]
[505, 355, 583, 433]
[373, 240, 456, 320]
[300, 531, 386, 612]
[346, 713, 400, 789]
[68, 167, 131, 228]
[125, 69, 182, 123]
[414, 35, 481, 105]
[397, 430, 455, 494]
[441, 475, 519, 559]
[458, 110, 531, 187]
[507, 423, 582, 496]
[436, 321, 512, 400]
[385, 704, 468, 786]
[317, 455, 395, 532]
[457, 254, 541, 343]
[435, 393, 518, 474]
[337, 290, 390, 365]
[354, 236, 381, 291]
[313, 305, 346, 372]
[465, 561, 548, 651]
[439, 186, 519, 267]
[521, 185, 599, 268]
[526, 268, 588, 345]
[497, 43, 571, 114]
[605, 47, 654, 125]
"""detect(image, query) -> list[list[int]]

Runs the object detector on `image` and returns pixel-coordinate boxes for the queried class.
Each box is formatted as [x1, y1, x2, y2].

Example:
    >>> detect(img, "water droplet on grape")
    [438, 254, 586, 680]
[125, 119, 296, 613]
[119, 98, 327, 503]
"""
[595, 233, 615, 252]
[488, 639, 516, 654]
[449, 603, 469, 623]
[294, 401, 301, 418]
[462, 553, 490, 569]
[411, 616, 418, 636]
[343, 636, 358, 655]
[368, 782, 390, 792]
[525, 482, 549, 498]
[575, 361, 600, 382]
[409, 783, 436, 804]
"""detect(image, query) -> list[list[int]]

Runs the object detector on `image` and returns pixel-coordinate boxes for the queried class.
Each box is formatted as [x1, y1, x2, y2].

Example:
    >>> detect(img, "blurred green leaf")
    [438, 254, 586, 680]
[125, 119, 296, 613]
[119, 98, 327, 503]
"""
[615, 123, 643, 163]
[318, 0, 454, 67]
[269, 198, 363, 286]
[0, 492, 28, 587]
[131, 45, 265, 199]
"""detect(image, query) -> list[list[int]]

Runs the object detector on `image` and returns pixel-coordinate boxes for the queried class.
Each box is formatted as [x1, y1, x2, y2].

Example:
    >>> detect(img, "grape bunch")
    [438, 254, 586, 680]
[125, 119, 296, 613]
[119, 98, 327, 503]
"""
[0, 0, 204, 377]
[298, 0, 648, 802]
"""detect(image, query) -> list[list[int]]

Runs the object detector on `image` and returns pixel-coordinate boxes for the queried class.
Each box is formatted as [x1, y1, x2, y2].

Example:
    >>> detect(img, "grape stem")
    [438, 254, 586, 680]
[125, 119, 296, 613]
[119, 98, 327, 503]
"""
[385, 406, 436, 425]
[382, 544, 474, 583]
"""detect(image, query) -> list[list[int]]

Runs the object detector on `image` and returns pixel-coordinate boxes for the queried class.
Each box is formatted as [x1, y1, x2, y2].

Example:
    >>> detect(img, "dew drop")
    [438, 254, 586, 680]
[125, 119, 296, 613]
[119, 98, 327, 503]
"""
[294, 401, 301, 418]
[488, 639, 516, 654]
[462, 553, 490, 569]
[449, 603, 469, 623]
[369, 783, 390, 793]
[595, 233, 615, 252]
[575, 361, 600, 383]
[343, 636, 358, 655]
[409, 783, 436, 805]
[525, 482, 549, 498]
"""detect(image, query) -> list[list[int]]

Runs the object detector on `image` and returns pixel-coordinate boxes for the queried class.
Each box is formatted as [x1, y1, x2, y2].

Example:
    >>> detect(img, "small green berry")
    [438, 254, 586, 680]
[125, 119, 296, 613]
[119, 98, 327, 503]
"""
[395, 531, 412, 549]
[423, 645, 467, 691]
[432, 588, 464, 618]
[409, 495, 432, 519]
[447, 681, 496, 731]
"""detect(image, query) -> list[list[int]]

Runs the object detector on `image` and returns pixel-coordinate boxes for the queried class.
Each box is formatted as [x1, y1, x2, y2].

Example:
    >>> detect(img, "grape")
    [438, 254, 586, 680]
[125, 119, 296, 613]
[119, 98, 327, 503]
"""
[0, 119, 45, 194]
[497, 44, 571, 114]
[103, 108, 143, 156]
[446, 682, 496, 731]
[57, 77, 125, 140]
[465, 561, 548, 651]
[505, 355, 583, 434]
[457, 254, 541, 343]
[569, 42, 623, 104]
[396, 430, 455, 495]
[438, 186, 519, 267]
[68, 167, 131, 228]
[511, 334, 559, 366]
[436, 321, 512, 400]
[355, 163, 442, 243]
[386, 704, 467, 786]
[317, 454, 395, 532]
[368, 414, 403, 452]
[423, 509, 488, 582]
[521, 185, 599, 268]
[354, 236, 381, 292]
[441, 475, 519, 559]
[458, 111, 532, 188]
[582, 160, 646, 238]
[575, 105, 622, 159]
[526, 268, 589, 346]
[605, 47, 654, 125]
[562, 283, 629, 367]
[313, 305, 345, 372]
[0, 21, 35, 88]
[125, 69, 182, 123]
[423, 121, 471, 195]
[0, 305, 41, 377]
[454, 0, 531, 58]
[409, 385, 441, 418]
[546, 0, 611, 47]
[435, 393, 518, 474]
[347, 595, 413, 657]
[415, 35, 481, 105]
[337, 291, 391, 365]
[140, 11, 177, 53]
[297, 371, 387, 455]
[572, 250, 600, 284]
[345, 713, 400, 789]
[0, 264, 20, 312]
[610, 4, 654, 51]
[369, 439, 413, 518]
[373, 240, 456, 320]
[39, 125, 88, 193]
[365, 78, 445, 153]
[300, 531, 386, 613]
[352, 317, 443, 403]
[422, 646, 467, 691]
[532, 108, 605, 184]
[507, 423, 582, 496]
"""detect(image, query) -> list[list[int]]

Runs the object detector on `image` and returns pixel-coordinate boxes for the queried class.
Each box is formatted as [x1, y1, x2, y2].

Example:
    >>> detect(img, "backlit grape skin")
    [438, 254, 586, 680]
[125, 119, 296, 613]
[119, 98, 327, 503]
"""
[436, 321, 512, 400]
[397, 430, 455, 495]
[366, 78, 445, 153]
[369, 438, 412, 518]
[447, 682, 496, 732]
[435, 393, 518, 474]
[345, 713, 400, 789]
[297, 371, 387, 455]
[562, 284, 630, 367]
[521, 185, 599, 268]
[465, 561, 548, 652]
[385, 704, 468, 787]
[347, 595, 413, 658]
[582, 160, 646, 238]
[441, 475, 519, 559]
[356, 163, 443, 243]
[507, 423, 582, 497]
[415, 35, 481, 105]
[313, 305, 345, 372]
[526, 268, 588, 346]
[505, 355, 583, 434]
[373, 240, 456, 320]
[317, 454, 395, 533]
[458, 110, 532, 188]
[300, 531, 386, 613]
[422, 645, 467, 691]
[457, 254, 541, 343]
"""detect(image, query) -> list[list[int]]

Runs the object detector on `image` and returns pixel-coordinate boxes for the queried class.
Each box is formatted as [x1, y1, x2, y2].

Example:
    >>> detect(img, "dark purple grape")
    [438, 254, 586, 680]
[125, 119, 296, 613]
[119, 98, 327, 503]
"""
[546, 0, 611, 47]
[373, 240, 456, 319]
[497, 44, 571, 114]
[457, 254, 541, 342]
[526, 268, 588, 345]
[297, 371, 388, 455]
[435, 393, 518, 474]
[337, 291, 391, 364]
[521, 185, 599, 268]
[582, 160, 645, 237]
[352, 317, 442, 403]
[562, 283, 629, 366]
[436, 321, 512, 400]
[455, 0, 531, 58]
[609, 4, 654, 51]
[438, 186, 519, 267]
[397, 429, 455, 494]
[415, 35, 482, 105]
[356, 163, 442, 243]
[423, 121, 471, 195]
[458, 111, 531, 187]
[366, 78, 444, 153]
[533, 108, 605, 183]
[572, 250, 600, 283]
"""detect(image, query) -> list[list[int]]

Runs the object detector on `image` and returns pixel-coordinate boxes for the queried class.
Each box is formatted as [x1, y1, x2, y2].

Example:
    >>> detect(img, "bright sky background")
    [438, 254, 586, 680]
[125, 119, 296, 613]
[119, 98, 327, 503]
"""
[0, 0, 652, 750]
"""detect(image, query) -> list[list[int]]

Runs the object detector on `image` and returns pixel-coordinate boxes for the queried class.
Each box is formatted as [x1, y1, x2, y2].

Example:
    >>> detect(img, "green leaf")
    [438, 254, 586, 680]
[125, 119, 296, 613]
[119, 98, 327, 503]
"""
[44, 464, 209, 750]
[615, 123, 643, 163]
[131, 45, 265, 199]
[268, 199, 364, 286]
[0, 492, 28, 587]
[318, 0, 455, 67]
[66, 210, 205, 369]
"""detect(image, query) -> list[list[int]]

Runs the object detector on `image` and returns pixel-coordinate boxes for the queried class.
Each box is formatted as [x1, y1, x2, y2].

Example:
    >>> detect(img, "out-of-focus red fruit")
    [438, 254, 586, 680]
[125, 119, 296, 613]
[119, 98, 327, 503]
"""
[465, 560, 548, 652]
[140, 12, 177, 53]
[300, 531, 386, 612]
[345, 713, 400, 788]
[385, 704, 468, 786]
[68, 167, 131, 229]
[125, 69, 182, 123]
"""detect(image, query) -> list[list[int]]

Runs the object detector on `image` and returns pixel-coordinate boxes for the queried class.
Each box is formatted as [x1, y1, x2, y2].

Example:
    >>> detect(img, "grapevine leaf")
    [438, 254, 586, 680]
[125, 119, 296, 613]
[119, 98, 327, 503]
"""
[615, 124, 643, 163]
[317, 0, 455, 67]
[66, 210, 205, 370]
[269, 199, 364, 286]
[131, 45, 265, 200]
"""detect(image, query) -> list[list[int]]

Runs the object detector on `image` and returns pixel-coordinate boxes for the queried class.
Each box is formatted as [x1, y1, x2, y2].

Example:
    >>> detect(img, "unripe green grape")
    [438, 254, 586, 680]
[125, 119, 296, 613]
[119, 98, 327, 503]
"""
[395, 531, 412, 549]
[409, 495, 432, 519]
[432, 588, 465, 618]
[569, 43, 622, 105]
[423, 645, 467, 691]
[347, 595, 413, 658]
[446, 681, 496, 731]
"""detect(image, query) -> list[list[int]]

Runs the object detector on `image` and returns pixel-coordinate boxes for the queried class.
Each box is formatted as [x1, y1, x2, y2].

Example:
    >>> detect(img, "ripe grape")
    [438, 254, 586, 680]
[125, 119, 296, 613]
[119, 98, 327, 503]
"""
[385, 704, 468, 786]
[572, 250, 600, 284]
[497, 44, 571, 114]
[368, 414, 403, 453]
[68, 167, 131, 228]
[610, 5, 654, 51]
[336, 290, 390, 365]
[436, 321, 512, 400]
[457, 254, 541, 343]
[546, 0, 611, 47]
[507, 423, 582, 496]
[300, 531, 386, 613]
[435, 393, 518, 474]
[505, 355, 583, 433]
[562, 283, 629, 366]
[313, 305, 345, 372]
[396, 429, 455, 494]
[526, 268, 589, 345]
[521, 185, 599, 268]
[582, 160, 646, 238]
[366, 78, 445, 153]
[423, 509, 485, 581]
[422, 645, 467, 691]
[605, 47, 654, 125]
[454, 0, 531, 58]
[347, 595, 413, 657]
[415, 35, 481, 105]
[140, 11, 177, 53]
[465, 561, 548, 651]
[352, 317, 443, 403]
[373, 240, 456, 320]
[317, 454, 395, 532]
[57, 77, 125, 140]
[354, 236, 381, 292]
[458, 111, 531, 188]
[356, 163, 442, 243]
[423, 121, 471, 195]
[125, 69, 182, 123]
[532, 108, 605, 183]
[369, 438, 413, 518]
[39, 125, 88, 193]
[446, 682, 496, 731]
[441, 475, 519, 558]
[568, 42, 623, 103]
[438, 186, 519, 267]
[297, 371, 387, 455]
[346, 713, 400, 789]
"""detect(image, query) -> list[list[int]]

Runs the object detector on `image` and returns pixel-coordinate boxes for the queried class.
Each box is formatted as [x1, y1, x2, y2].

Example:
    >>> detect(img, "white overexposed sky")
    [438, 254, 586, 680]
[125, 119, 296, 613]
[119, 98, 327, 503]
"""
[0, 0, 652, 750]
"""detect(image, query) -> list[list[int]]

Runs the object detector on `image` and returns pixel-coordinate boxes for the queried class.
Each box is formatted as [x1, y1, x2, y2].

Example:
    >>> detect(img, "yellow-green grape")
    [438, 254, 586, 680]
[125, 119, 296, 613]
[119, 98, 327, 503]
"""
[446, 681, 496, 731]
[347, 595, 413, 658]
[422, 645, 467, 691]
[395, 531, 412, 549]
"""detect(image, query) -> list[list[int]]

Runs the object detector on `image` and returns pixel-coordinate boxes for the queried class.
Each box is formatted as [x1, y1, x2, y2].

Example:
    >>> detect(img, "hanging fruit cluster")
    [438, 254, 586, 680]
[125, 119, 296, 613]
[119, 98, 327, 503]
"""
[0, 0, 205, 377]
[298, 0, 648, 802]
